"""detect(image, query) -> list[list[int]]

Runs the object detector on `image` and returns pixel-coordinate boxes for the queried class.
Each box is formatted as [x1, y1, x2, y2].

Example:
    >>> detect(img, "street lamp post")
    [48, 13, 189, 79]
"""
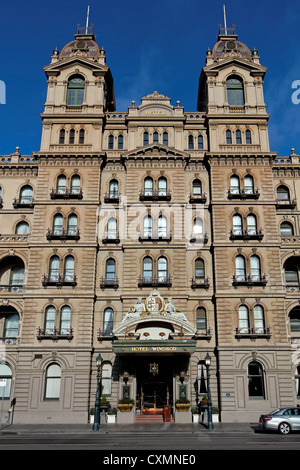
[205, 352, 214, 431]
[92, 353, 103, 431]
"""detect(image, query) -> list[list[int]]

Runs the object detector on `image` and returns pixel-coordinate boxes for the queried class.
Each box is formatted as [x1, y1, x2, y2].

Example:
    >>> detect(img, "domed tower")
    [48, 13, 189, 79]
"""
[197, 25, 269, 152]
[40, 25, 115, 152]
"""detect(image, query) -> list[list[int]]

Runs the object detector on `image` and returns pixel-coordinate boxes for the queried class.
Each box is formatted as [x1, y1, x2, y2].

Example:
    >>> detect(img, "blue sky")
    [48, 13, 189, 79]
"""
[0, 0, 299, 156]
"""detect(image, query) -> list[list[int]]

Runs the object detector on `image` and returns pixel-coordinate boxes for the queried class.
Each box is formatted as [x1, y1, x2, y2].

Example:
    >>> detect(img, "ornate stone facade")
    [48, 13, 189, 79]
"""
[0, 24, 299, 424]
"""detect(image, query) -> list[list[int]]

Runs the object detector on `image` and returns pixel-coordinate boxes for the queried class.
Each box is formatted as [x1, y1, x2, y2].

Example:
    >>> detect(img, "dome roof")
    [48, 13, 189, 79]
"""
[212, 37, 252, 60]
[60, 35, 101, 59]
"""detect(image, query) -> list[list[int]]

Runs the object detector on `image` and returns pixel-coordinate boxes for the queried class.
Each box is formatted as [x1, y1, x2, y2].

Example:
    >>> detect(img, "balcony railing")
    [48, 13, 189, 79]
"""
[275, 198, 297, 209]
[227, 188, 260, 200]
[191, 277, 210, 289]
[285, 284, 300, 293]
[139, 230, 172, 242]
[100, 277, 119, 289]
[50, 188, 83, 199]
[138, 275, 172, 287]
[42, 274, 77, 288]
[46, 228, 80, 241]
[0, 284, 23, 292]
[232, 274, 267, 287]
[235, 326, 271, 340]
[189, 192, 207, 204]
[13, 197, 34, 208]
[230, 229, 264, 241]
[139, 190, 171, 202]
[97, 329, 115, 340]
[194, 328, 213, 340]
[190, 231, 208, 244]
[102, 231, 120, 244]
[0, 336, 17, 345]
[104, 192, 121, 203]
[37, 327, 73, 341]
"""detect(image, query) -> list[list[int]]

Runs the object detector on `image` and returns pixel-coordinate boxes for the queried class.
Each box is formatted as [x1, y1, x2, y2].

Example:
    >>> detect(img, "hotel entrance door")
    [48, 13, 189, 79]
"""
[141, 381, 170, 414]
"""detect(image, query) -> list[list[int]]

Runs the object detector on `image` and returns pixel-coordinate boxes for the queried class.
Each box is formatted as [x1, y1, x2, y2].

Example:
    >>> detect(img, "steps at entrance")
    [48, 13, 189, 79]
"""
[136, 414, 165, 423]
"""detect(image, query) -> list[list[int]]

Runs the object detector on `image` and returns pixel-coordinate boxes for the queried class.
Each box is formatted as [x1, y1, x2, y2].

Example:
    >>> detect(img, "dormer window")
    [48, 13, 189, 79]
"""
[67, 75, 85, 106]
[227, 76, 244, 106]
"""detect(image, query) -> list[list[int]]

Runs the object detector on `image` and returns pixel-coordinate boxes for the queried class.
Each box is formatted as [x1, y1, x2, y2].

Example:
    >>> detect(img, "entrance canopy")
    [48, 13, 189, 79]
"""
[113, 290, 197, 355]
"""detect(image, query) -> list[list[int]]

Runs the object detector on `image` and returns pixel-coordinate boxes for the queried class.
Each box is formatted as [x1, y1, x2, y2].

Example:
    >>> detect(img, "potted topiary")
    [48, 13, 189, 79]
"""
[175, 398, 191, 412]
[89, 407, 95, 423]
[212, 406, 219, 423]
[118, 398, 134, 412]
[191, 405, 200, 422]
[107, 407, 117, 423]
[99, 395, 110, 411]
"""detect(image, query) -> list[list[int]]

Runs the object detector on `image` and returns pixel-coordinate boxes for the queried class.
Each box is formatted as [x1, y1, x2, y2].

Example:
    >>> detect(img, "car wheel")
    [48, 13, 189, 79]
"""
[278, 422, 291, 435]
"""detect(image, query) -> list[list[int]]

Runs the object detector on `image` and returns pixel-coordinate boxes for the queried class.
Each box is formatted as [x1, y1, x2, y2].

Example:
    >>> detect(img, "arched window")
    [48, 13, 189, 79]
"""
[70, 174, 80, 194]
[227, 76, 244, 106]
[246, 129, 252, 144]
[250, 255, 261, 281]
[66, 75, 85, 106]
[254, 305, 265, 333]
[53, 213, 63, 235]
[79, 128, 85, 144]
[60, 305, 71, 335]
[195, 258, 205, 279]
[45, 305, 55, 334]
[247, 214, 257, 235]
[236, 129, 242, 144]
[188, 135, 194, 149]
[248, 361, 265, 398]
[158, 215, 167, 237]
[109, 179, 119, 198]
[192, 179, 202, 195]
[143, 132, 149, 146]
[285, 262, 299, 286]
[289, 307, 300, 332]
[280, 222, 294, 236]
[108, 134, 114, 149]
[277, 185, 290, 201]
[69, 128, 75, 144]
[144, 176, 153, 196]
[235, 255, 246, 281]
[238, 305, 249, 333]
[153, 131, 158, 143]
[163, 132, 168, 146]
[57, 175, 66, 194]
[196, 307, 207, 330]
[244, 175, 254, 194]
[9, 266, 24, 287]
[102, 362, 112, 395]
[15, 221, 29, 235]
[4, 313, 19, 341]
[193, 217, 203, 234]
[59, 129, 65, 144]
[45, 363, 61, 400]
[64, 255, 74, 281]
[226, 129, 232, 144]
[230, 175, 240, 194]
[158, 176, 167, 196]
[49, 255, 60, 281]
[157, 257, 167, 282]
[198, 135, 203, 149]
[233, 214, 243, 235]
[0, 364, 12, 398]
[107, 217, 117, 239]
[105, 258, 116, 280]
[143, 256, 153, 281]
[143, 215, 152, 237]
[103, 308, 114, 335]
[20, 185, 33, 204]
[118, 134, 123, 149]
[67, 213, 78, 235]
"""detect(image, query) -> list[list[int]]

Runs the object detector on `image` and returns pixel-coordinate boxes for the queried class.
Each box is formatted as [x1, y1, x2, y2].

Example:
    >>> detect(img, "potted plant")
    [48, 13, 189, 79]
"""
[107, 407, 117, 423]
[200, 395, 208, 410]
[175, 398, 191, 411]
[99, 395, 110, 411]
[212, 406, 219, 423]
[118, 398, 134, 412]
[89, 407, 95, 423]
[191, 405, 200, 422]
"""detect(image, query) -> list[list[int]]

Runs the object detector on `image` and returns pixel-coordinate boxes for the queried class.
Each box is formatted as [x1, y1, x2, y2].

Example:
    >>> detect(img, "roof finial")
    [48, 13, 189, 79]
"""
[223, 4, 228, 35]
[85, 5, 90, 34]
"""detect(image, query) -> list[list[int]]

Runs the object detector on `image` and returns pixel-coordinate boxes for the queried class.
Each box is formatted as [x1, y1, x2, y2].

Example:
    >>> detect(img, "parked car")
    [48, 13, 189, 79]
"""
[259, 407, 300, 434]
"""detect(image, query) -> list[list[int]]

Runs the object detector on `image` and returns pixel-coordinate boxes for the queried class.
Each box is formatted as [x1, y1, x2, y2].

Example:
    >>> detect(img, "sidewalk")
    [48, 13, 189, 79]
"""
[0, 421, 258, 435]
